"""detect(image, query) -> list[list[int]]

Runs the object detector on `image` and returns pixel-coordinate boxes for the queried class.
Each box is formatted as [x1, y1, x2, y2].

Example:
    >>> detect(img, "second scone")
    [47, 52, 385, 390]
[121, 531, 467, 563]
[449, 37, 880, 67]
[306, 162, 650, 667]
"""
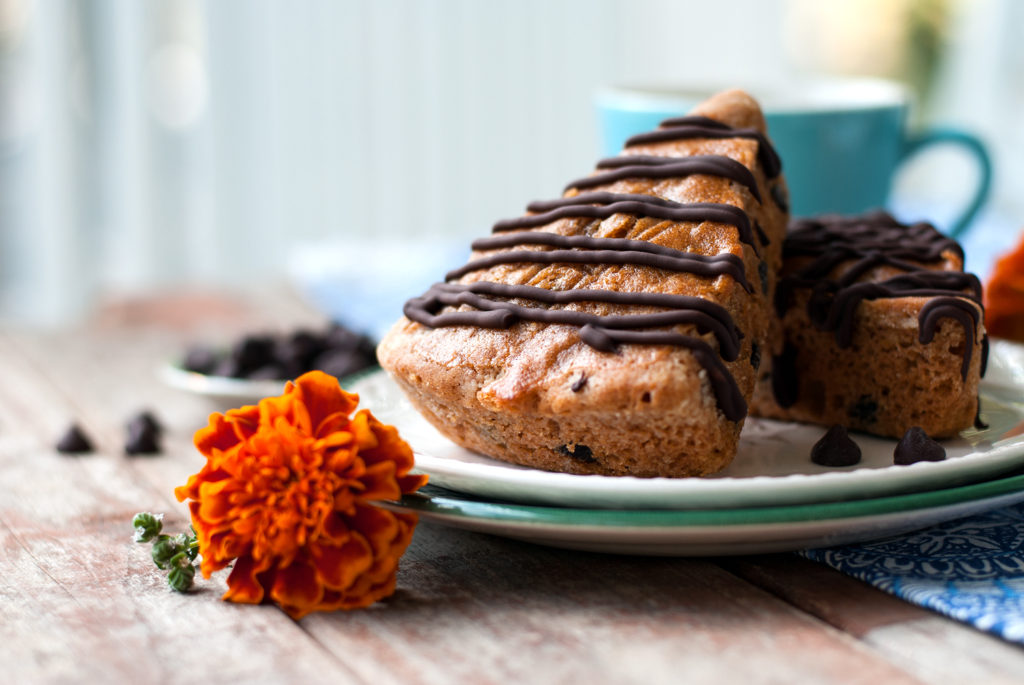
[378, 89, 789, 477]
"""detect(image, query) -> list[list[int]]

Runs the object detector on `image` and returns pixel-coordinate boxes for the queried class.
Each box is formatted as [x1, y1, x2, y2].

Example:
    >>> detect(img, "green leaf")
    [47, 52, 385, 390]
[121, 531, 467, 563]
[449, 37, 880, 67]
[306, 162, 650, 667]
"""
[168, 564, 196, 593]
[132, 512, 164, 543]
[151, 537, 181, 570]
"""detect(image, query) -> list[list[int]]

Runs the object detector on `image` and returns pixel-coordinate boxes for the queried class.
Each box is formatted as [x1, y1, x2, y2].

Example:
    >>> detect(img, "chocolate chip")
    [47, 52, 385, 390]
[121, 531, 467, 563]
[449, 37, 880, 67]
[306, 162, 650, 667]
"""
[210, 356, 243, 379]
[754, 222, 771, 246]
[974, 403, 988, 430]
[806, 282, 837, 327]
[56, 423, 94, 454]
[134, 411, 163, 436]
[771, 343, 799, 408]
[848, 395, 878, 424]
[125, 411, 162, 456]
[275, 330, 325, 370]
[571, 373, 588, 392]
[182, 345, 218, 374]
[981, 333, 989, 377]
[894, 427, 946, 465]
[246, 363, 287, 381]
[312, 348, 375, 379]
[326, 325, 377, 358]
[758, 261, 769, 295]
[771, 183, 789, 213]
[750, 342, 761, 370]
[810, 424, 861, 467]
[557, 444, 596, 463]
[232, 336, 276, 375]
[183, 323, 378, 382]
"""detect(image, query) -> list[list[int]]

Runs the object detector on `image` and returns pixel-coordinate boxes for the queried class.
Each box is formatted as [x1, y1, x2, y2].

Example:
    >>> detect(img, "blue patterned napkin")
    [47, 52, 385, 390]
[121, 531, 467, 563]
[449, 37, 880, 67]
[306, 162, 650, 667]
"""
[804, 503, 1024, 643]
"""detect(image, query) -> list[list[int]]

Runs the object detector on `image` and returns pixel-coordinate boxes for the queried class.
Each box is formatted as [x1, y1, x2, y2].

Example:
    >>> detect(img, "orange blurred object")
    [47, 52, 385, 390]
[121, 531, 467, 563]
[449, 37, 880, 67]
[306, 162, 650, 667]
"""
[985, 231, 1024, 341]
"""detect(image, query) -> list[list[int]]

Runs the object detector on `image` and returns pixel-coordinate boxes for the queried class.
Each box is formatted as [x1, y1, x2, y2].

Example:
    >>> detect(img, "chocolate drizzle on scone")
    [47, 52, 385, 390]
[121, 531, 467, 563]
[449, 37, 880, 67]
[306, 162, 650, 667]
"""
[493, 192, 758, 248]
[448, 233, 753, 292]
[625, 115, 783, 178]
[566, 155, 762, 202]
[402, 115, 777, 423]
[771, 211, 985, 408]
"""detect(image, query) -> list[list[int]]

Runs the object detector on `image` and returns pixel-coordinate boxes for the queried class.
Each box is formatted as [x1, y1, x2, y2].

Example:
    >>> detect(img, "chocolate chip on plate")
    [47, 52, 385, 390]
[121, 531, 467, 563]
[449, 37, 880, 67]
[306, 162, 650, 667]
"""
[312, 348, 372, 379]
[56, 423, 94, 454]
[181, 323, 378, 382]
[894, 426, 946, 465]
[810, 424, 861, 467]
[231, 335, 277, 376]
[246, 363, 288, 381]
[182, 345, 219, 375]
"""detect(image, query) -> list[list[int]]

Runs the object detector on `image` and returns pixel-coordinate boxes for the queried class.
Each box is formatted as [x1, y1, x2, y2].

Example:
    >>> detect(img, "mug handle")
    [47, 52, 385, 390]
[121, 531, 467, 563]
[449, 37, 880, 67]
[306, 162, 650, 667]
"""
[900, 128, 992, 239]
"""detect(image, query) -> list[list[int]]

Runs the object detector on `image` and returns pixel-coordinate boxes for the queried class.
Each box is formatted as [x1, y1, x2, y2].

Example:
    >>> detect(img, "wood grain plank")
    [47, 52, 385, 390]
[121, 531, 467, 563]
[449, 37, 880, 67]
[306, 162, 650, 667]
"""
[304, 524, 925, 685]
[0, 331, 357, 685]
[724, 555, 1024, 685]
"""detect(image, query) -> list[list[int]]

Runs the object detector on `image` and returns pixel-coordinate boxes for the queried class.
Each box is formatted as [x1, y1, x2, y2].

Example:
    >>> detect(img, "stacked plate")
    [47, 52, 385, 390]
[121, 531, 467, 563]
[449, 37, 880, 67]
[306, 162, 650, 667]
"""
[357, 339, 1024, 556]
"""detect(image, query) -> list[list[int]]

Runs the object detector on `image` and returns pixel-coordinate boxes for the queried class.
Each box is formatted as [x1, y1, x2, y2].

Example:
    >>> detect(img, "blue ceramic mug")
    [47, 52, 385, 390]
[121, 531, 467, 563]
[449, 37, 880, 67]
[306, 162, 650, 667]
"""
[595, 79, 991, 238]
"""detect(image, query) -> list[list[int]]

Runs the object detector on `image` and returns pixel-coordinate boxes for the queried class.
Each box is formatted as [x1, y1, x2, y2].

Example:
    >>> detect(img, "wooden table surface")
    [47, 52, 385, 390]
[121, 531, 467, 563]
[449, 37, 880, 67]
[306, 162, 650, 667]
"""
[4, 289, 1024, 685]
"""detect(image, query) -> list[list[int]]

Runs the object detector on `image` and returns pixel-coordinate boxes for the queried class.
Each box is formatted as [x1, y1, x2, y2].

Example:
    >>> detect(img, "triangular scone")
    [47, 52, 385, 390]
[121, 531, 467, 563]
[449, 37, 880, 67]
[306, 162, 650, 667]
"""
[750, 212, 986, 438]
[378, 89, 789, 477]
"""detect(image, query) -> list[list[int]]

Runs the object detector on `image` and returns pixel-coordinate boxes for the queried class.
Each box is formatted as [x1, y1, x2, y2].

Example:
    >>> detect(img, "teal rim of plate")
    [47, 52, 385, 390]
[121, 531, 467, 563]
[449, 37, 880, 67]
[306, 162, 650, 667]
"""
[388, 470, 1024, 528]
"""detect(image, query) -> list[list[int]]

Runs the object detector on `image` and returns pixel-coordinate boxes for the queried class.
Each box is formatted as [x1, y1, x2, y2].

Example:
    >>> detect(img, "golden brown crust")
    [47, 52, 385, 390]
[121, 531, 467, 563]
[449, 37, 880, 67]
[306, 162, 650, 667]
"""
[378, 90, 788, 477]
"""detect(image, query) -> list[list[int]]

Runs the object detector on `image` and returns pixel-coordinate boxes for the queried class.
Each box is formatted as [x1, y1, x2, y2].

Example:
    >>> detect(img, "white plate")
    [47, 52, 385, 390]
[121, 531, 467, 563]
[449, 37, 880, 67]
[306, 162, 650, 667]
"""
[983, 338, 1024, 392]
[352, 341, 1024, 510]
[159, 363, 290, 404]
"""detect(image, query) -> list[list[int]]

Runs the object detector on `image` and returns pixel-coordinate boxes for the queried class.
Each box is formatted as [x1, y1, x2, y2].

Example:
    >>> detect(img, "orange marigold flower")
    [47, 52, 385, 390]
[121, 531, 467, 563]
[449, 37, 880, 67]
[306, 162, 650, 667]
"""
[175, 370, 427, 619]
[986, 230, 1024, 342]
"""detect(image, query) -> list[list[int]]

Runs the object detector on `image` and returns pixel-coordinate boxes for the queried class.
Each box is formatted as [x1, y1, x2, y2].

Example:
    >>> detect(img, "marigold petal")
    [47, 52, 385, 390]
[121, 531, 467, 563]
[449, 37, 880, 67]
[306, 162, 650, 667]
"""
[259, 393, 301, 433]
[225, 404, 260, 441]
[223, 554, 265, 604]
[340, 557, 403, 608]
[270, 560, 324, 619]
[327, 449, 363, 481]
[389, 511, 418, 560]
[317, 574, 396, 612]
[194, 413, 242, 456]
[210, 530, 253, 566]
[174, 469, 209, 502]
[316, 411, 353, 440]
[196, 479, 237, 523]
[320, 512, 351, 543]
[294, 370, 359, 431]
[310, 536, 373, 591]
[397, 472, 430, 494]
[349, 503, 400, 555]
[359, 411, 416, 474]
[348, 411, 379, 452]
[357, 461, 402, 502]
[343, 516, 415, 604]
[315, 430, 355, 453]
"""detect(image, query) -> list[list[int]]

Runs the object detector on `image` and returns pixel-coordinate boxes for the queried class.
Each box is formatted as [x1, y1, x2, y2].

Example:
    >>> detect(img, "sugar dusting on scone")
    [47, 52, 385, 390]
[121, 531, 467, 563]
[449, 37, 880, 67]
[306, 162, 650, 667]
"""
[378, 89, 789, 477]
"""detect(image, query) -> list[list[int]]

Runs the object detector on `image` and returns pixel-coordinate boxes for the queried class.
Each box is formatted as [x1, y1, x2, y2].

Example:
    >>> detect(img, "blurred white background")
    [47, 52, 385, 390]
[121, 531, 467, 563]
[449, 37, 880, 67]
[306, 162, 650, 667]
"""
[1, 0, 1022, 326]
